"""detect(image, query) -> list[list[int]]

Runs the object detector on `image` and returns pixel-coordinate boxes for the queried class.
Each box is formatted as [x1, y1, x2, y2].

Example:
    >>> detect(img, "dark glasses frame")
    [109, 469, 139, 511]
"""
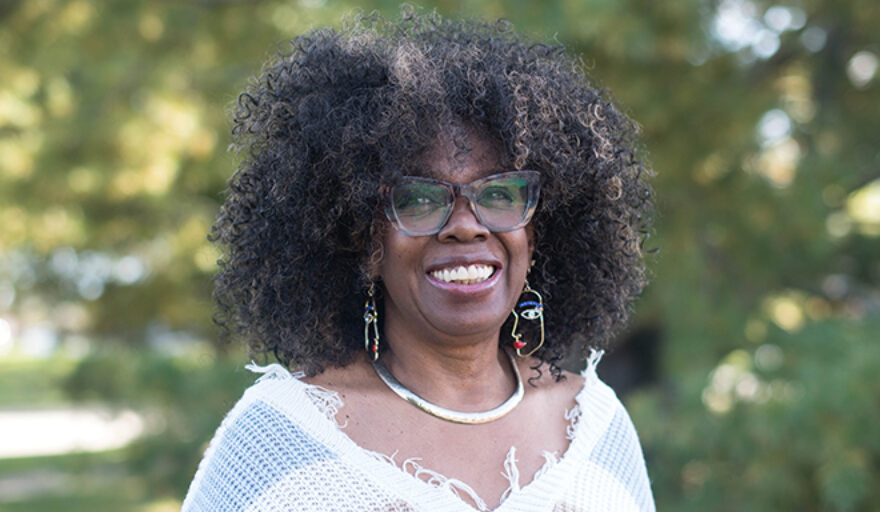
[383, 170, 541, 236]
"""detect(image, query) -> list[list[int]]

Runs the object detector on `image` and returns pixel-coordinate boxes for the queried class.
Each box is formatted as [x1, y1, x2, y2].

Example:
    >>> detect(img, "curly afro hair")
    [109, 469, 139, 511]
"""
[212, 7, 653, 378]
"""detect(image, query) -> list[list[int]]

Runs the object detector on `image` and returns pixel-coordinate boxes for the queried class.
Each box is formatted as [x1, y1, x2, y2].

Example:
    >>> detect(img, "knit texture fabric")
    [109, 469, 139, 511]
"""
[182, 354, 655, 511]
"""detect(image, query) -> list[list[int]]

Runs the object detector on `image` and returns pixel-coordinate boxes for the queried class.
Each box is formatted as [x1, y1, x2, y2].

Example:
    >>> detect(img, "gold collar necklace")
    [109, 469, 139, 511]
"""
[371, 351, 524, 425]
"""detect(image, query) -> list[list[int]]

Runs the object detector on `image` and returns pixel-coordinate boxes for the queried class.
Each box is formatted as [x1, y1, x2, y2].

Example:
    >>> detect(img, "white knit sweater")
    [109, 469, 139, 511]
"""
[182, 355, 655, 511]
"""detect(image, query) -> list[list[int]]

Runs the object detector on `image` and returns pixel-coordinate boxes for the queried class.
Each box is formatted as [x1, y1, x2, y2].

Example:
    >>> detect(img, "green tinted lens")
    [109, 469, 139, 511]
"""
[475, 176, 528, 229]
[392, 182, 450, 233]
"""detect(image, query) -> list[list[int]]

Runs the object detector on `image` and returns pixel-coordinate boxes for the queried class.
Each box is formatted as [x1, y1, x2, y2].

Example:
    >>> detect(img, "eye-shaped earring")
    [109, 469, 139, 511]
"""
[364, 283, 379, 361]
[510, 278, 545, 357]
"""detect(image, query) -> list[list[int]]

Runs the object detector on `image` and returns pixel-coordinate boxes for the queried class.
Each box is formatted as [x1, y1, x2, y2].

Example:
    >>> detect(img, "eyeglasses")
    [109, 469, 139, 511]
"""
[384, 170, 540, 236]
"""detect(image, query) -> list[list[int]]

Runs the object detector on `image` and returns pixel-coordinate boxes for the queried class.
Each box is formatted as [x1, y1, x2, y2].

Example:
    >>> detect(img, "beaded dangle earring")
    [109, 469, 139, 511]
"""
[363, 283, 380, 361]
[510, 276, 545, 357]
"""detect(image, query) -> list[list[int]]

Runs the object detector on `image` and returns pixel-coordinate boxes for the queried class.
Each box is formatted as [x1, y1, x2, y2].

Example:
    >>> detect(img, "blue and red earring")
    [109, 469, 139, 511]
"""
[511, 271, 545, 357]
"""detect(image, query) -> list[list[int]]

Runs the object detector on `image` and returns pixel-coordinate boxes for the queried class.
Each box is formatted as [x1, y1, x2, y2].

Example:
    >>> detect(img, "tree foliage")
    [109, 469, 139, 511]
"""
[1, 0, 878, 509]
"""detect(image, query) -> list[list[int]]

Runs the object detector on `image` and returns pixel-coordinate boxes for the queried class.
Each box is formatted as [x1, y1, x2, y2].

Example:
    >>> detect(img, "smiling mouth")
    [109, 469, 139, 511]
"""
[429, 264, 497, 285]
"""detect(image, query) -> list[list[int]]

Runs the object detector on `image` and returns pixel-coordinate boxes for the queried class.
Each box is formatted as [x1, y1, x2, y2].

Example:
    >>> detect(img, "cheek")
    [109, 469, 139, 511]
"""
[507, 230, 533, 262]
[501, 231, 534, 285]
[378, 230, 421, 283]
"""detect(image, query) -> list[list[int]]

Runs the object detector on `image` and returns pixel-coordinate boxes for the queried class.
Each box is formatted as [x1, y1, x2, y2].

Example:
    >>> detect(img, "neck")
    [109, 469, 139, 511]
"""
[380, 314, 517, 412]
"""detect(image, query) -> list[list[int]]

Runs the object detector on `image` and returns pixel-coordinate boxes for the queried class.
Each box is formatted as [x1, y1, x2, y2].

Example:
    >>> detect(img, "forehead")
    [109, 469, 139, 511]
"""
[417, 127, 509, 184]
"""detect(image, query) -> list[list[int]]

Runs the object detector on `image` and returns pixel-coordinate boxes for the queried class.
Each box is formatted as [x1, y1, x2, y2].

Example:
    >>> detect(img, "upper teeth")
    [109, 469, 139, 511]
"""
[430, 264, 495, 284]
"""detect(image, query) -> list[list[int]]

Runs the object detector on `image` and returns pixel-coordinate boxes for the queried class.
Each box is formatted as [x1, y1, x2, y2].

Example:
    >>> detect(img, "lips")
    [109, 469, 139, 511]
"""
[424, 256, 503, 295]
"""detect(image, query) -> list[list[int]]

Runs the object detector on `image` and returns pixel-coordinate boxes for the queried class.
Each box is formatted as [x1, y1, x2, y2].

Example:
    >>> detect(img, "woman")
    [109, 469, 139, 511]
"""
[183, 8, 654, 512]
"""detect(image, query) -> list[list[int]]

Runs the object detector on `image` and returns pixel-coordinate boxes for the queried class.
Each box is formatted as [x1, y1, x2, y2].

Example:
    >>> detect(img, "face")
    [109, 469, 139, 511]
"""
[378, 129, 535, 346]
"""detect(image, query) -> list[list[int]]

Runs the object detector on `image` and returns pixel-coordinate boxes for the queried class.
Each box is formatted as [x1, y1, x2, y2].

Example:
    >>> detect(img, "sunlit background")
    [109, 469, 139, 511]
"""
[1, 0, 878, 510]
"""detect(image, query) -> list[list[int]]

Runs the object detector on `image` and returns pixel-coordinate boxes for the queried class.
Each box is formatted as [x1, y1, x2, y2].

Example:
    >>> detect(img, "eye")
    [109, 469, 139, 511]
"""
[394, 184, 447, 215]
[396, 193, 435, 208]
[477, 186, 518, 207]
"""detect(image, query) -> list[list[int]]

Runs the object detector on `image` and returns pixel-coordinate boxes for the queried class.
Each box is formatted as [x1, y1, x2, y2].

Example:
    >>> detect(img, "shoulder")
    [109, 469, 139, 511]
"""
[198, 364, 339, 450]
[301, 358, 386, 403]
[513, 357, 585, 424]
[551, 357, 656, 511]
[183, 365, 350, 511]
[302, 358, 374, 388]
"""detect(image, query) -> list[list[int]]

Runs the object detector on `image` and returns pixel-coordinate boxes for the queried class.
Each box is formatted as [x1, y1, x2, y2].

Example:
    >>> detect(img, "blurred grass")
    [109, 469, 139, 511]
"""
[4, 495, 141, 512]
[0, 357, 79, 407]
[0, 359, 136, 511]
[0, 348, 250, 510]
[0, 450, 180, 511]
[0, 450, 109, 474]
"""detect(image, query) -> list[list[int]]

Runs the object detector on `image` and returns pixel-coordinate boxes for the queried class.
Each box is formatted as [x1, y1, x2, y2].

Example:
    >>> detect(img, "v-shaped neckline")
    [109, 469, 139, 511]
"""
[268, 360, 616, 512]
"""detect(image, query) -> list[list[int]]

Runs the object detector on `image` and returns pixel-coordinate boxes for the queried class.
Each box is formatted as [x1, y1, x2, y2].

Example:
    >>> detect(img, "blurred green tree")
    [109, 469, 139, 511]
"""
[0, 0, 877, 509]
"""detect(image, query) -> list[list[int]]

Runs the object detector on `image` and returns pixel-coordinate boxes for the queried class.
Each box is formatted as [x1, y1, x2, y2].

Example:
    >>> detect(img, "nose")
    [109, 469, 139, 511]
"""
[437, 197, 489, 242]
